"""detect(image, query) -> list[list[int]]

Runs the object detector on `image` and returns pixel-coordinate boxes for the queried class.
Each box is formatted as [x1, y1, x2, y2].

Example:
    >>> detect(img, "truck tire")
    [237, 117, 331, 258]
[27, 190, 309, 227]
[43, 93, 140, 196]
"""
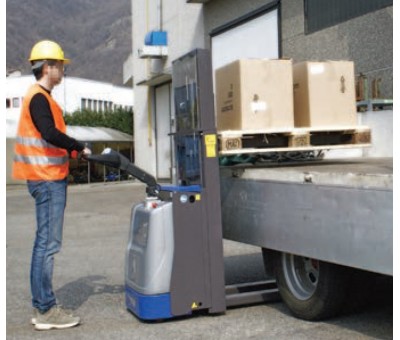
[263, 249, 349, 320]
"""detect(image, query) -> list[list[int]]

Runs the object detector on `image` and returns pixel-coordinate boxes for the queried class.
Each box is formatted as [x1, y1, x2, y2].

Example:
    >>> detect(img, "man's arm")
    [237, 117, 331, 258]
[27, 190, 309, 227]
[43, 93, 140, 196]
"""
[29, 93, 85, 153]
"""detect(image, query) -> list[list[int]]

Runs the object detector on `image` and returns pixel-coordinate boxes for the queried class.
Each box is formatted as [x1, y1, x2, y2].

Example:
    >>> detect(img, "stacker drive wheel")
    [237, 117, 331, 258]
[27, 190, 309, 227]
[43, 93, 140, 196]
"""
[262, 249, 350, 320]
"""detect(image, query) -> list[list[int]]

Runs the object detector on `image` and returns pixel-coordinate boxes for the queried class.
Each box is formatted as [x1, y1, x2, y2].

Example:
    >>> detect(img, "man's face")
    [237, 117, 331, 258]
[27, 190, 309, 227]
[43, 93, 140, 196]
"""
[46, 60, 65, 85]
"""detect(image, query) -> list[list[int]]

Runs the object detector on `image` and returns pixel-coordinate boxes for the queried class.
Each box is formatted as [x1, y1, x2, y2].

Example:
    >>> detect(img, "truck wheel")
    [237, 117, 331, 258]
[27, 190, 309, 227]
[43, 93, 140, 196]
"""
[266, 250, 349, 320]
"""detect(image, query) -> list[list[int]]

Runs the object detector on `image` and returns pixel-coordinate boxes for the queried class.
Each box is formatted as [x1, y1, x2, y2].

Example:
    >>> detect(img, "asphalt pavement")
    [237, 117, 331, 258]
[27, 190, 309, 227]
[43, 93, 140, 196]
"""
[6, 181, 393, 339]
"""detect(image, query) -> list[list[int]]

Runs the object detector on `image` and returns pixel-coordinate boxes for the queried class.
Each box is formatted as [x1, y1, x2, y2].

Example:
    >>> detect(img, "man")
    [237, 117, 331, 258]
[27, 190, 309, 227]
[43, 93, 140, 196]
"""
[12, 40, 91, 331]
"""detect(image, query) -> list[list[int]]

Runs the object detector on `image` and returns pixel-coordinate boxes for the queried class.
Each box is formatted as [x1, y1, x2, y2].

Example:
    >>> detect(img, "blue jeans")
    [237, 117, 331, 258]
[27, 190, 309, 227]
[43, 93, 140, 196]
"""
[27, 178, 67, 313]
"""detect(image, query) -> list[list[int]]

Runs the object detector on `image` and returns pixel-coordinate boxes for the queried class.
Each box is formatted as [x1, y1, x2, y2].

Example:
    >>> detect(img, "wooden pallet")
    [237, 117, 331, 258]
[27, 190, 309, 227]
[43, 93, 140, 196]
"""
[218, 126, 371, 155]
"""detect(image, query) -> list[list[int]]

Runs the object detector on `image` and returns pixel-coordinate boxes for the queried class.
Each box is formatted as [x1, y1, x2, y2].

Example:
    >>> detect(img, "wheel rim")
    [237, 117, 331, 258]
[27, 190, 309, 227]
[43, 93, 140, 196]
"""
[281, 253, 319, 300]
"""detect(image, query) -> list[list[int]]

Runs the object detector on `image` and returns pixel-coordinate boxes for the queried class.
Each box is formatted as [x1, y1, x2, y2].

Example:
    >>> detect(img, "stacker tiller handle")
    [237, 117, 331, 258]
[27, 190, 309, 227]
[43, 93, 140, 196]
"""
[84, 148, 159, 196]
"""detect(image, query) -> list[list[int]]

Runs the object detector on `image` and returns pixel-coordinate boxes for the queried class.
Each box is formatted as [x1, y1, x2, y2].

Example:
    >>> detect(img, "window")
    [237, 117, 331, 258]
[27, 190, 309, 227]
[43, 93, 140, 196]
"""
[12, 97, 20, 108]
[6, 98, 11, 108]
[105, 101, 114, 111]
[305, 0, 392, 34]
[79, 99, 121, 112]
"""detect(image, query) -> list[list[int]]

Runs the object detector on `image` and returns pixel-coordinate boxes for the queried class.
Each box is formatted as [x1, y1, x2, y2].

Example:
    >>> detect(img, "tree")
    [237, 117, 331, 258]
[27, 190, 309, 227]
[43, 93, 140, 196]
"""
[64, 108, 133, 135]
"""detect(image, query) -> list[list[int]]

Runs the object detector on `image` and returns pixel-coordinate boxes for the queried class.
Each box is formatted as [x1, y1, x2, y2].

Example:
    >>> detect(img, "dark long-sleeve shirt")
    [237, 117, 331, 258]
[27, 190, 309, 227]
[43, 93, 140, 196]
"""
[29, 87, 84, 153]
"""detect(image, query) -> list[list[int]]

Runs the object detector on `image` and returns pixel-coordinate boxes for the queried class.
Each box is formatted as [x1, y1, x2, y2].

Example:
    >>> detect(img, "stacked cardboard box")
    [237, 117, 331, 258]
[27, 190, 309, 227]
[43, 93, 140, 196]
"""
[215, 59, 358, 131]
[293, 61, 357, 127]
[215, 59, 294, 131]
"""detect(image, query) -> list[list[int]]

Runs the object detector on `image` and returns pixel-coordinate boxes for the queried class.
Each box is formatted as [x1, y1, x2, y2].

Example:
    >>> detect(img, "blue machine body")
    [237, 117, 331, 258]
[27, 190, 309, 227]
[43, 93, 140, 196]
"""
[125, 186, 201, 320]
[125, 286, 173, 320]
[159, 185, 202, 193]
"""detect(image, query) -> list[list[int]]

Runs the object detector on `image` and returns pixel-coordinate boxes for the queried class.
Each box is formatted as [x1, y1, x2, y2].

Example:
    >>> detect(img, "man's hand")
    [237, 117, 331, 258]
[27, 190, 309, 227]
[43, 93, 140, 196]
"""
[82, 147, 92, 156]
[70, 147, 92, 159]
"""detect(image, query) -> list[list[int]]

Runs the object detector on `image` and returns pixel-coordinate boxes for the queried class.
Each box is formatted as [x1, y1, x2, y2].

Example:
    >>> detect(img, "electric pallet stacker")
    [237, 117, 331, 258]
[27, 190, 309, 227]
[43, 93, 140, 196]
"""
[86, 49, 279, 320]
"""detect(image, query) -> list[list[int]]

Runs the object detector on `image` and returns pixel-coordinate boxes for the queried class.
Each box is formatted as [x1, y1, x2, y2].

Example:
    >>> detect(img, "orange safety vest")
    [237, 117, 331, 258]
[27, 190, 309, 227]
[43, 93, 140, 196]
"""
[12, 84, 69, 181]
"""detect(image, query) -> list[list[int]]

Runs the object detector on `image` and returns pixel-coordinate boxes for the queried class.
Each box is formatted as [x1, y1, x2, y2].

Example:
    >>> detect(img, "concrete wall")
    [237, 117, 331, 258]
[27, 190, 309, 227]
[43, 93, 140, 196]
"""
[280, 2, 392, 99]
[132, 0, 205, 175]
[202, 0, 393, 99]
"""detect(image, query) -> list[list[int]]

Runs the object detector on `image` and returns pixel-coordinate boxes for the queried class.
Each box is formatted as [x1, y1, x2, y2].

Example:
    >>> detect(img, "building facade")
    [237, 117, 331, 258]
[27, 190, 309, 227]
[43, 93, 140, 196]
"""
[124, 0, 393, 180]
[6, 74, 134, 118]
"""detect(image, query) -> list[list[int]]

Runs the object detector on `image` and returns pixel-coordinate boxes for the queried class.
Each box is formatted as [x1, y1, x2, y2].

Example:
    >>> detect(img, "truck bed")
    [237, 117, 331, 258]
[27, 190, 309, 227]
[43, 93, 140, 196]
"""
[219, 158, 392, 275]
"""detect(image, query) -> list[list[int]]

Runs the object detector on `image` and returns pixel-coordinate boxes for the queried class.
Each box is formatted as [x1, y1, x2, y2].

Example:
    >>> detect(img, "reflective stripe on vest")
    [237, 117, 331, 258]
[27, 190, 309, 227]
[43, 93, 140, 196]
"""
[14, 154, 69, 165]
[16, 136, 59, 149]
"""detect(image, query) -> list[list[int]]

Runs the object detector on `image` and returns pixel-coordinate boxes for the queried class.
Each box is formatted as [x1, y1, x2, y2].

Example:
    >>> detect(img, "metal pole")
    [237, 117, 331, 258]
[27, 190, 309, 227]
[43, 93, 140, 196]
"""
[88, 157, 90, 184]
[159, 0, 163, 31]
[117, 144, 121, 181]
[103, 143, 106, 182]
[63, 73, 67, 116]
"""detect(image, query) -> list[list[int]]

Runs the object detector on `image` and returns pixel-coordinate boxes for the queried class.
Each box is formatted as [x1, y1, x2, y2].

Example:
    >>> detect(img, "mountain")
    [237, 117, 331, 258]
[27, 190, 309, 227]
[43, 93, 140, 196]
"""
[6, 0, 132, 85]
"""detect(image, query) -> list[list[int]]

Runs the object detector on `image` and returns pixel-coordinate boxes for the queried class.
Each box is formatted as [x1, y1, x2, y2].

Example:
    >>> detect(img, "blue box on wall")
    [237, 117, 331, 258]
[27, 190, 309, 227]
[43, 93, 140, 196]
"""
[145, 31, 168, 46]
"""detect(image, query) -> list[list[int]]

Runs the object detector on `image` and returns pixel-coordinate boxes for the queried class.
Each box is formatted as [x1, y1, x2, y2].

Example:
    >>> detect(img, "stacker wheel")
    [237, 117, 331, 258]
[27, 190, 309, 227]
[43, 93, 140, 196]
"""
[262, 249, 350, 320]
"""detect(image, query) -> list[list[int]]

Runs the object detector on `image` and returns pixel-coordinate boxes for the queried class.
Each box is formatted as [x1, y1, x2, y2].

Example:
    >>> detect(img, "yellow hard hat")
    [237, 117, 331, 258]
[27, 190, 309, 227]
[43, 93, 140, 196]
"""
[29, 40, 70, 64]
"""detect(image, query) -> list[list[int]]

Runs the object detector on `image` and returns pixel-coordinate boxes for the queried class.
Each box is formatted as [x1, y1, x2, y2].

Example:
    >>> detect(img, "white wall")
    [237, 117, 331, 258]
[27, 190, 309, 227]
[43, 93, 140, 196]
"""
[324, 110, 393, 159]
[132, 0, 205, 176]
[361, 110, 393, 158]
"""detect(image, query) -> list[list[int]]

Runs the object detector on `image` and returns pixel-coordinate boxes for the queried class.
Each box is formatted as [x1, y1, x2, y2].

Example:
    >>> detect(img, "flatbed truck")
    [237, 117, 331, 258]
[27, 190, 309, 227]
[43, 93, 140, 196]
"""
[220, 157, 392, 319]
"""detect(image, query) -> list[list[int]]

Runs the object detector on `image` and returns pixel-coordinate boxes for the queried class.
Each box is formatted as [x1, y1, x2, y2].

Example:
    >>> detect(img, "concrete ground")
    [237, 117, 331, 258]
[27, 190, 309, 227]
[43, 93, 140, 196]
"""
[6, 181, 393, 339]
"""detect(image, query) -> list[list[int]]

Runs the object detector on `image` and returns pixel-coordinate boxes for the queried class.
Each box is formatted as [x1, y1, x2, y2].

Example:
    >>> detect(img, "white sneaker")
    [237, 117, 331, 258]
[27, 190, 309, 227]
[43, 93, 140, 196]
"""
[34, 306, 80, 331]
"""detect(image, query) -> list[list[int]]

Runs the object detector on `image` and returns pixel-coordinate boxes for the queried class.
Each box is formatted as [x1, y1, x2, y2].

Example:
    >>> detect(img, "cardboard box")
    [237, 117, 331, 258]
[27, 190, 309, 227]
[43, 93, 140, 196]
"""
[293, 61, 357, 127]
[215, 59, 294, 131]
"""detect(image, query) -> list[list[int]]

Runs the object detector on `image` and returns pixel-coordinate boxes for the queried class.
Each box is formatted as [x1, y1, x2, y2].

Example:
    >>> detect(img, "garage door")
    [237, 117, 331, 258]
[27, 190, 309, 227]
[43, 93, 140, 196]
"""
[211, 4, 280, 73]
